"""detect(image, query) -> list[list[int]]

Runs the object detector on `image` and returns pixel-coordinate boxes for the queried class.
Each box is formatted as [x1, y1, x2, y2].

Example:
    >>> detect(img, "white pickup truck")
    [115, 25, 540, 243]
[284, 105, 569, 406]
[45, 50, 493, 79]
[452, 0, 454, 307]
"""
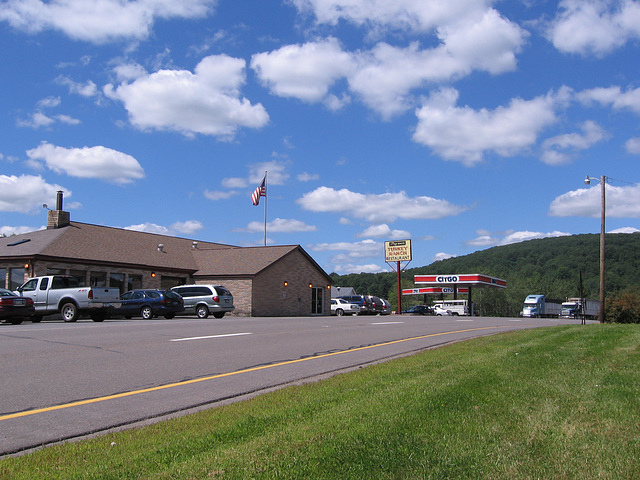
[16, 275, 120, 322]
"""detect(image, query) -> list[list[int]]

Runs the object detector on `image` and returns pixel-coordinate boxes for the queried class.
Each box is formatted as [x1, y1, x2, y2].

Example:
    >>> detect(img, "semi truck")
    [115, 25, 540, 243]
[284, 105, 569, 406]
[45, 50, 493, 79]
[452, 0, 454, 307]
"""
[561, 298, 600, 319]
[521, 294, 562, 318]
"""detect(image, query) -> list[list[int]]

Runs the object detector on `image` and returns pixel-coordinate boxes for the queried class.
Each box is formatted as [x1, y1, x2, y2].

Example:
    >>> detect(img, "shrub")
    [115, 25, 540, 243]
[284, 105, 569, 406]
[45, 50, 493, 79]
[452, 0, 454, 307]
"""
[606, 287, 640, 323]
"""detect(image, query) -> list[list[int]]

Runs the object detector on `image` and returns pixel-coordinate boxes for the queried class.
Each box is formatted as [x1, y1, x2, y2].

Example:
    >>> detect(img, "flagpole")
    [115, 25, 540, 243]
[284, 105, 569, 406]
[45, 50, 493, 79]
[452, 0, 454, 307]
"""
[263, 170, 267, 247]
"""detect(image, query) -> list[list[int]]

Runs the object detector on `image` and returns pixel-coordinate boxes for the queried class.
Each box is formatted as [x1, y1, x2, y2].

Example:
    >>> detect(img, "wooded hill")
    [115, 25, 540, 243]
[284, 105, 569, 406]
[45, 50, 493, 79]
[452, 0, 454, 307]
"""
[330, 233, 640, 316]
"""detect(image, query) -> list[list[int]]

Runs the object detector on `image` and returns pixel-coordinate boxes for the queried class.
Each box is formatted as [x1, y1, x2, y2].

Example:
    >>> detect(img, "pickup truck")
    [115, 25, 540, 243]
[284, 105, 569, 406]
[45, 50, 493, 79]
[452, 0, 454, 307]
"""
[16, 275, 120, 322]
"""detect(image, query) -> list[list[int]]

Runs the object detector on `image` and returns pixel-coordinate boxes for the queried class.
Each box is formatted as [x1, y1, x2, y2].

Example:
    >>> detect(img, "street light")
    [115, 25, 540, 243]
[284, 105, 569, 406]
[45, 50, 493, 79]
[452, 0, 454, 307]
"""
[584, 175, 606, 323]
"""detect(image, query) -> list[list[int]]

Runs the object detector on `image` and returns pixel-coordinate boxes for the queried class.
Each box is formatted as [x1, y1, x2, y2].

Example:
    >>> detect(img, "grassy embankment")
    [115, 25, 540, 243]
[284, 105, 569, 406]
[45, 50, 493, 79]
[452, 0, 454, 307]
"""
[2, 324, 639, 479]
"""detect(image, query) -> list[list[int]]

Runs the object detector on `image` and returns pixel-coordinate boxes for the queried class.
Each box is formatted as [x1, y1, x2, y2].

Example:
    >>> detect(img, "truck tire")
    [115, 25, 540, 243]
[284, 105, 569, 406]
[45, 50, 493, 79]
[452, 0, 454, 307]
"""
[141, 306, 153, 320]
[9, 317, 24, 325]
[31, 316, 43, 323]
[90, 312, 107, 322]
[196, 305, 209, 319]
[61, 302, 79, 322]
[213, 312, 225, 319]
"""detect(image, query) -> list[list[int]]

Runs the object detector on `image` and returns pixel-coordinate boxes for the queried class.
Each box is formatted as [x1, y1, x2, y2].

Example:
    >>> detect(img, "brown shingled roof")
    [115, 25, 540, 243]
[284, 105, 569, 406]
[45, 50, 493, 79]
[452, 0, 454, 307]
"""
[0, 222, 332, 281]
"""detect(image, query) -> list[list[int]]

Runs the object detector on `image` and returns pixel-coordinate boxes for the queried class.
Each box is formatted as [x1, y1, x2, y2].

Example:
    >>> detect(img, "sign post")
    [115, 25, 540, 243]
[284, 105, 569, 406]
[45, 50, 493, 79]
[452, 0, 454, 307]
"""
[385, 240, 412, 314]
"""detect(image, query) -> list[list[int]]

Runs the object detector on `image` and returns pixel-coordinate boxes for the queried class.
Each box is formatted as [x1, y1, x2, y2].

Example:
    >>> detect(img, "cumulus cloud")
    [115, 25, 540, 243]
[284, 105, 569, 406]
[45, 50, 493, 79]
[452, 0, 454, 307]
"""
[466, 229, 570, 247]
[0, 175, 69, 214]
[357, 224, 410, 239]
[244, 218, 317, 234]
[577, 85, 640, 114]
[541, 121, 607, 165]
[309, 238, 388, 273]
[0, 0, 215, 44]
[204, 190, 238, 201]
[251, 8, 525, 118]
[298, 186, 467, 223]
[170, 220, 203, 235]
[549, 184, 640, 217]
[413, 87, 557, 165]
[105, 55, 269, 139]
[0, 225, 44, 236]
[626, 137, 640, 154]
[547, 0, 640, 56]
[251, 38, 354, 104]
[26, 142, 144, 185]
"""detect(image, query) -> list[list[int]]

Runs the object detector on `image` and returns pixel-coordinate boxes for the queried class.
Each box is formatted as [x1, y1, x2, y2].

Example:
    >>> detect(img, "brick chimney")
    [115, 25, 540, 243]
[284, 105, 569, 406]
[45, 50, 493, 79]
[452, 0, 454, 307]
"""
[47, 190, 70, 229]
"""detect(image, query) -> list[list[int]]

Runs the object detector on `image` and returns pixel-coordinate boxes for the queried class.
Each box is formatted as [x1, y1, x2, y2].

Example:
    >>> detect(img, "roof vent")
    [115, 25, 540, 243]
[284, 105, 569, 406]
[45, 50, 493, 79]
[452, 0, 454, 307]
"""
[192, 241, 198, 249]
[157, 244, 164, 252]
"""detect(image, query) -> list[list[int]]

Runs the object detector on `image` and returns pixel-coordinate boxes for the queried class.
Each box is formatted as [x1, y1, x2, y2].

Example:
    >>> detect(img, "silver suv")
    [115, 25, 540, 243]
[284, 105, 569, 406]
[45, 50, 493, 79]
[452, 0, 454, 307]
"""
[171, 284, 235, 319]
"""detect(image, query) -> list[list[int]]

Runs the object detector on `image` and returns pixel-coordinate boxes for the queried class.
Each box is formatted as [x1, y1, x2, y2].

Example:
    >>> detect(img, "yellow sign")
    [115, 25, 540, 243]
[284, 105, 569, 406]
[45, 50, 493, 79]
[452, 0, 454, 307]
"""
[385, 239, 412, 262]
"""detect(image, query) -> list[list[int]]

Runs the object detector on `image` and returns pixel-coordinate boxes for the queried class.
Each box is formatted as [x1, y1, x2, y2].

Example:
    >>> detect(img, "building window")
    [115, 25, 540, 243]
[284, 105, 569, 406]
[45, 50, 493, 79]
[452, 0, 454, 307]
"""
[69, 270, 87, 286]
[0, 267, 6, 289]
[161, 276, 187, 289]
[109, 273, 125, 293]
[127, 275, 142, 291]
[9, 267, 26, 290]
[47, 268, 66, 275]
[90, 271, 107, 287]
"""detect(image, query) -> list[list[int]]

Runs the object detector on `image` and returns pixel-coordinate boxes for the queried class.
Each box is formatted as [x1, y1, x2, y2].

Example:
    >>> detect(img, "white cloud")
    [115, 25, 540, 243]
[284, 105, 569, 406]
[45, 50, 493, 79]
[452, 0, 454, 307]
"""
[298, 186, 467, 223]
[329, 263, 388, 274]
[56, 76, 99, 97]
[297, 172, 319, 182]
[549, 184, 640, 217]
[577, 85, 640, 115]
[251, 38, 354, 104]
[310, 239, 381, 258]
[547, 0, 640, 56]
[0, 175, 69, 214]
[204, 189, 238, 200]
[0, 225, 44, 236]
[245, 218, 317, 233]
[413, 87, 557, 165]
[541, 121, 607, 165]
[105, 55, 269, 139]
[466, 229, 570, 247]
[248, 161, 289, 185]
[124, 223, 170, 235]
[0, 0, 215, 44]
[610, 227, 640, 233]
[170, 220, 203, 235]
[433, 252, 456, 262]
[251, 9, 525, 118]
[357, 224, 410, 239]
[626, 137, 640, 154]
[26, 143, 144, 185]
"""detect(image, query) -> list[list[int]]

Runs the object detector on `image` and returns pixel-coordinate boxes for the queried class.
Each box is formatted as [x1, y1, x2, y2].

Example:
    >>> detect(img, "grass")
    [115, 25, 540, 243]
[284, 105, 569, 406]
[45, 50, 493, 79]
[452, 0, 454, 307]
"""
[2, 324, 640, 479]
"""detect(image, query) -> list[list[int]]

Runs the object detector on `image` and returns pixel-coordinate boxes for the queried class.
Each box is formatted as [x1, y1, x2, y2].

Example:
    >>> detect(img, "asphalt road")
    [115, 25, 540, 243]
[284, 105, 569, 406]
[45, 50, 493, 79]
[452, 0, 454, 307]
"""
[0, 313, 581, 456]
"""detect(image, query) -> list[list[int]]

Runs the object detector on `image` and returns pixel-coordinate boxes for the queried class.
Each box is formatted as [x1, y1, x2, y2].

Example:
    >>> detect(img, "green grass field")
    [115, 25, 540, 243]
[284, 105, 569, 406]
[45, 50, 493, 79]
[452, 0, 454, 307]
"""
[2, 324, 639, 479]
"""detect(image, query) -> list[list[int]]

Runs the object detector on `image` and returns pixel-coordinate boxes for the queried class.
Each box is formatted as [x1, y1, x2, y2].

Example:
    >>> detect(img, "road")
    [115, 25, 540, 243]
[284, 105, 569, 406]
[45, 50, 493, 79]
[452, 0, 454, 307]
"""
[0, 314, 580, 456]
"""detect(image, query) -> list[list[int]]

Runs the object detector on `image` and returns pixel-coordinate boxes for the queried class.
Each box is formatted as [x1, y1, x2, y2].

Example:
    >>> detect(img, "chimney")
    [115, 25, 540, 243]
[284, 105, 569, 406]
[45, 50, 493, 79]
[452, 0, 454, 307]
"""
[47, 190, 70, 229]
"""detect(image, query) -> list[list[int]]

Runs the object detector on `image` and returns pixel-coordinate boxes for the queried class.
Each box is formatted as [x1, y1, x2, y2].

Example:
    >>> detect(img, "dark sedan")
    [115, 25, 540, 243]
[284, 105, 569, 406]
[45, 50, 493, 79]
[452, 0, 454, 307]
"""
[0, 288, 35, 325]
[115, 289, 184, 320]
[401, 305, 434, 315]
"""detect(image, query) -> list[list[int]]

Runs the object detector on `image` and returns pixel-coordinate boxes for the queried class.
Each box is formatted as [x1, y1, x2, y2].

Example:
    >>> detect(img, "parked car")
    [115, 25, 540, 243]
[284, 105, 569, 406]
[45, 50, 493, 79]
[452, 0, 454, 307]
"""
[331, 298, 361, 316]
[338, 295, 373, 314]
[434, 306, 453, 316]
[366, 295, 387, 315]
[171, 284, 235, 319]
[0, 288, 35, 324]
[380, 298, 392, 315]
[402, 305, 434, 315]
[115, 289, 184, 320]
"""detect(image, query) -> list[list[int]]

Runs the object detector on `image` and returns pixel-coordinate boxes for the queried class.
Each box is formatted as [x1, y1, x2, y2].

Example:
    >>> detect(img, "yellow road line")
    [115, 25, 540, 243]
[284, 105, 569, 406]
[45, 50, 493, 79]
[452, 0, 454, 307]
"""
[0, 326, 499, 422]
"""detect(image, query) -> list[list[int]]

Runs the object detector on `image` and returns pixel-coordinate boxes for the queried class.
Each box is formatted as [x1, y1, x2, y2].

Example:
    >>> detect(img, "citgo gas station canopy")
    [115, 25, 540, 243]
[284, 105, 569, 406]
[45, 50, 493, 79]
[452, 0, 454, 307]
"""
[402, 287, 469, 296]
[414, 274, 507, 289]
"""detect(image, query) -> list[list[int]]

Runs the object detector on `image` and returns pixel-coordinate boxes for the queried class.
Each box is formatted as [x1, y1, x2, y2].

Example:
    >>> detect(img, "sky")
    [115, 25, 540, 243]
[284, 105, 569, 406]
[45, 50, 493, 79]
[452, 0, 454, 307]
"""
[1, 0, 640, 276]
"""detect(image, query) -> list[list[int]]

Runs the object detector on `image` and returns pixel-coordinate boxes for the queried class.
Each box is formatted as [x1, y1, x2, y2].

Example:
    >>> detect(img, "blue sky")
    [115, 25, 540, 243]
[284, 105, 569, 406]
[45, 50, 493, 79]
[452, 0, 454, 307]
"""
[1, 0, 640, 275]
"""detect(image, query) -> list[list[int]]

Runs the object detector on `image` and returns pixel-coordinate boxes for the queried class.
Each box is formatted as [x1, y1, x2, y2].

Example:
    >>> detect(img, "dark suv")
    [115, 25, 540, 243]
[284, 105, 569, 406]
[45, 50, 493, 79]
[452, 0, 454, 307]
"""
[338, 295, 373, 314]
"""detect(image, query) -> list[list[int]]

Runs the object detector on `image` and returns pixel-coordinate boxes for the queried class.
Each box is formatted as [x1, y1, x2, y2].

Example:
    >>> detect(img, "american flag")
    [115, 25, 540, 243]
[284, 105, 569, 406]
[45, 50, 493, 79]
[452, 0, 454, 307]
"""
[251, 175, 266, 206]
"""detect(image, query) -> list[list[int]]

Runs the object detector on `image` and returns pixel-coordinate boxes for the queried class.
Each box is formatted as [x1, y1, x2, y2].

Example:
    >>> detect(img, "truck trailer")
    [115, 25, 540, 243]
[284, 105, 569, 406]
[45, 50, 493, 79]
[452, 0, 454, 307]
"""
[521, 294, 562, 318]
[561, 298, 600, 320]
